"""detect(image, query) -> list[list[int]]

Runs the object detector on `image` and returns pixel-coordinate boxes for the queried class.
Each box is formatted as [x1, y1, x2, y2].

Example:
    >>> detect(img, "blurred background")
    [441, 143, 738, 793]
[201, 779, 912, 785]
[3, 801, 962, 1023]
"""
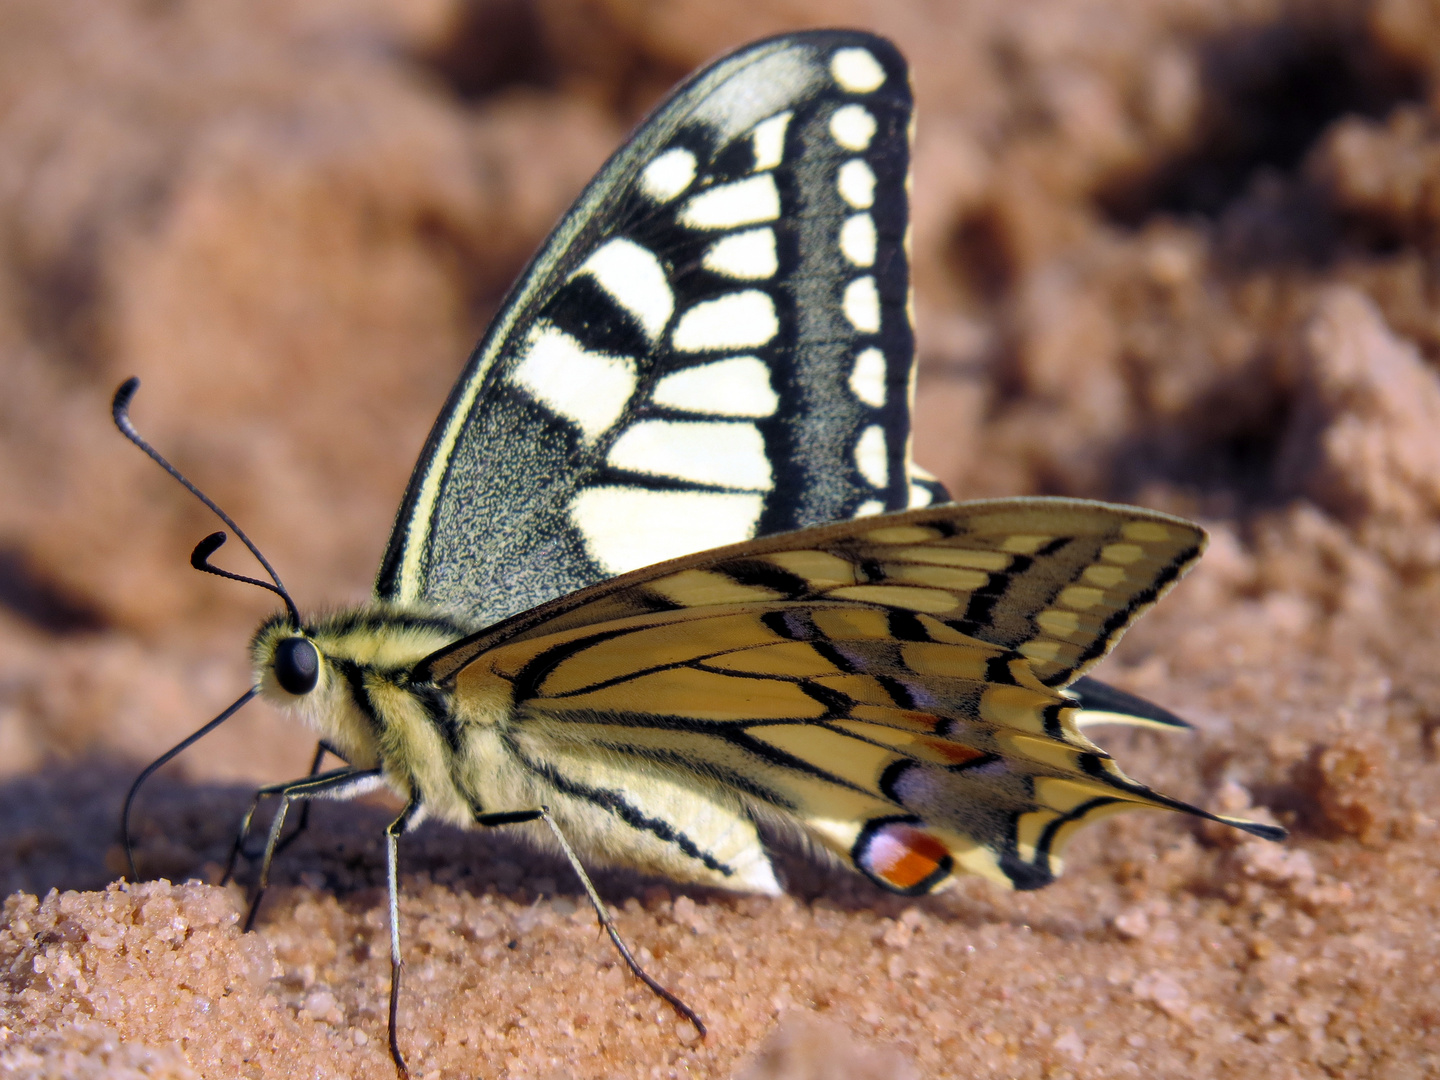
[3, 0, 1440, 896]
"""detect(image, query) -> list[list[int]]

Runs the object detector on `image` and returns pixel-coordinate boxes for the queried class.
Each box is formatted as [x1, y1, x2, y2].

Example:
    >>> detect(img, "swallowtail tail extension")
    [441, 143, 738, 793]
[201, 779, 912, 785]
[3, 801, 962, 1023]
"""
[115, 29, 1284, 1077]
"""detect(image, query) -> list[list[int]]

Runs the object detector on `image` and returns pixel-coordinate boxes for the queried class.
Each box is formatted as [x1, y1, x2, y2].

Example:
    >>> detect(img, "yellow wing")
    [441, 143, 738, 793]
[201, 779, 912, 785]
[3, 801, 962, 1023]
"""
[431, 498, 1284, 893]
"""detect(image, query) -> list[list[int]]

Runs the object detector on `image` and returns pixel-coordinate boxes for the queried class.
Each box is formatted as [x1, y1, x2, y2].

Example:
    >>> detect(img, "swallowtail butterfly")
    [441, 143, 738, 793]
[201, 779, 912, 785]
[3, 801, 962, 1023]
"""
[115, 30, 1284, 1077]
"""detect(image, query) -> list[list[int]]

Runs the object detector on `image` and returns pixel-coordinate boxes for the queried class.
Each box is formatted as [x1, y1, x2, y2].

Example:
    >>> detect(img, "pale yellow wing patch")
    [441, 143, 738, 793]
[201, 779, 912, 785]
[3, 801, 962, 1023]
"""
[427, 497, 1207, 690]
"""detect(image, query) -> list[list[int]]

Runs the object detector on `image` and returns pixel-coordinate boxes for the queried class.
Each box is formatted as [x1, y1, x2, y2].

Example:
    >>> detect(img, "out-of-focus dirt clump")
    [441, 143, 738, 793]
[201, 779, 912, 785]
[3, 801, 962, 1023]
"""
[2, 0, 1440, 1078]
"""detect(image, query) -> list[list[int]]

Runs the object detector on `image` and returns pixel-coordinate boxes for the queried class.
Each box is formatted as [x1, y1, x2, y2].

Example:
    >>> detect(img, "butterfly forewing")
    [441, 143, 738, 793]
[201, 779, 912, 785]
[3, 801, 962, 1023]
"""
[431, 498, 1227, 892]
[379, 32, 929, 629]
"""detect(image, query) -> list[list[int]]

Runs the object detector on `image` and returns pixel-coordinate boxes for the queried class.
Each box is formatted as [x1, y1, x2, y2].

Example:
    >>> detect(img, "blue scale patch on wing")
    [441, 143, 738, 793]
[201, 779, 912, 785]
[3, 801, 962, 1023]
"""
[377, 31, 926, 629]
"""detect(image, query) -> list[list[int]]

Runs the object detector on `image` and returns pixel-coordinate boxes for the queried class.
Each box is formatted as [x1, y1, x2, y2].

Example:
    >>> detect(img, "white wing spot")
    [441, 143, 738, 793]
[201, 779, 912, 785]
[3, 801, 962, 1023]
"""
[830, 105, 877, 151]
[853, 499, 885, 518]
[608, 419, 773, 492]
[855, 424, 889, 488]
[848, 346, 887, 408]
[513, 325, 636, 442]
[702, 228, 778, 280]
[831, 48, 886, 93]
[653, 356, 778, 417]
[838, 159, 876, 209]
[576, 238, 673, 342]
[691, 49, 820, 142]
[840, 213, 876, 267]
[679, 175, 781, 230]
[843, 276, 881, 333]
[640, 148, 697, 202]
[750, 112, 792, 171]
[908, 482, 935, 508]
[673, 291, 778, 352]
[571, 487, 765, 575]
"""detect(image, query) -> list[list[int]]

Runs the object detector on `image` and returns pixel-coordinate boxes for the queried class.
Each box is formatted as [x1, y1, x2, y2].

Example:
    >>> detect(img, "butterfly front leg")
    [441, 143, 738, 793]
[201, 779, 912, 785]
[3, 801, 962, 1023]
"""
[221, 740, 351, 883]
[273, 740, 350, 857]
[218, 765, 386, 931]
[472, 805, 707, 1040]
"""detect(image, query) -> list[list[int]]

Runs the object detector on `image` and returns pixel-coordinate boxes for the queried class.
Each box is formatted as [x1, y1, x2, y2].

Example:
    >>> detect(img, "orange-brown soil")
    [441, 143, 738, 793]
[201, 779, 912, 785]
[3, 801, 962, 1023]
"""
[1, 1, 1438, 1077]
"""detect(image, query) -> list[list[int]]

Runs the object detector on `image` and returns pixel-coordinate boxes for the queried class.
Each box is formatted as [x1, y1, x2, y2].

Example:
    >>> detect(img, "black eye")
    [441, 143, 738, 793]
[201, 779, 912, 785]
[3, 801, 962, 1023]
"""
[274, 637, 320, 695]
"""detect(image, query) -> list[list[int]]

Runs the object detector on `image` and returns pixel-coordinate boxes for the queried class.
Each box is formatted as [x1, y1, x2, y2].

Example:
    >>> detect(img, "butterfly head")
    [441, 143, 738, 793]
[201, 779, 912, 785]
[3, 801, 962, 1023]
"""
[111, 378, 380, 756]
[249, 604, 471, 767]
[246, 612, 383, 773]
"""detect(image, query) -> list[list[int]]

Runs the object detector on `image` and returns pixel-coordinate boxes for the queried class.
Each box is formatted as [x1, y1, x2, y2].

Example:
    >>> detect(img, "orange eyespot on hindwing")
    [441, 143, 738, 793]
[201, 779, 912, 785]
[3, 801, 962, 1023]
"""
[853, 817, 953, 894]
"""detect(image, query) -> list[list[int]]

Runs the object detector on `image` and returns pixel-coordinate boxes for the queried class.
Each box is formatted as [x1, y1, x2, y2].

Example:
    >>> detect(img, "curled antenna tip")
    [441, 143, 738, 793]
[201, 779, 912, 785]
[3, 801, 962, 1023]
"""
[192, 531, 228, 569]
[111, 376, 304, 629]
[187, 532, 300, 626]
[112, 377, 141, 429]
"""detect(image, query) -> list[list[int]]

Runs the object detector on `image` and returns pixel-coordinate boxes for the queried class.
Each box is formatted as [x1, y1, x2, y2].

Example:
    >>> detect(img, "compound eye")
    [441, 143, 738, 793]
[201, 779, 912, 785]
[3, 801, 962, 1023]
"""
[274, 637, 320, 695]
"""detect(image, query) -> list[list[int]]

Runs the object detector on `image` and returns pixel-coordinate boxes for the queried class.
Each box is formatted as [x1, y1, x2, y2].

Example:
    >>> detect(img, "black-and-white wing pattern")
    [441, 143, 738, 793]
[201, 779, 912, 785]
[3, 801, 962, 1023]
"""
[377, 32, 930, 628]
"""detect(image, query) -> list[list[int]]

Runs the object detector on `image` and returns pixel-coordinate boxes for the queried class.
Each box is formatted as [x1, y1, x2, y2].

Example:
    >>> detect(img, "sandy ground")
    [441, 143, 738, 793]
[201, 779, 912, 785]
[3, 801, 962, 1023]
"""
[2, 0, 1439, 1076]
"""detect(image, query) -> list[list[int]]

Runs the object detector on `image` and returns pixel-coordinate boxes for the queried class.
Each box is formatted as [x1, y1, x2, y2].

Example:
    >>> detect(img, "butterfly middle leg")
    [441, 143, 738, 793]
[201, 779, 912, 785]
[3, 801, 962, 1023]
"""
[221, 765, 422, 1075]
[386, 794, 422, 1079]
[473, 806, 707, 1039]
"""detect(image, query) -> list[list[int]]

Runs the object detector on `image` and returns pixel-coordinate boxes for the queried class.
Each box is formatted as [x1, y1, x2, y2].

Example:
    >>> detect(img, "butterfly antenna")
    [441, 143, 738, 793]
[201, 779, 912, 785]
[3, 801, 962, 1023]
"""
[112, 378, 302, 627]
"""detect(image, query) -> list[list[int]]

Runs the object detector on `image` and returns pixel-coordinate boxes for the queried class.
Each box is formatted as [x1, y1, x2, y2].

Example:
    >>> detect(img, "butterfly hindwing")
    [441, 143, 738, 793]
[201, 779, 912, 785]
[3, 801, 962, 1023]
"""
[378, 32, 924, 629]
[1067, 674, 1193, 730]
[431, 499, 1279, 894]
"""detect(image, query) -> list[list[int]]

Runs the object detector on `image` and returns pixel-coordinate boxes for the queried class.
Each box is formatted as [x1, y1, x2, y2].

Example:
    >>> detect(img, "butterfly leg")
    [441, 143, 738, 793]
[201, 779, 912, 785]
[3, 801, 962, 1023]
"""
[235, 766, 384, 932]
[219, 791, 266, 889]
[273, 741, 348, 859]
[474, 807, 707, 1039]
[385, 795, 422, 1080]
[221, 741, 346, 885]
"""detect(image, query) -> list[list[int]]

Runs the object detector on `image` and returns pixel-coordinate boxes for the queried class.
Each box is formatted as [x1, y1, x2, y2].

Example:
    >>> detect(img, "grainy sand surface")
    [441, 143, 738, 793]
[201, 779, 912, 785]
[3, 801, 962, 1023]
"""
[2, 1, 1438, 1077]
